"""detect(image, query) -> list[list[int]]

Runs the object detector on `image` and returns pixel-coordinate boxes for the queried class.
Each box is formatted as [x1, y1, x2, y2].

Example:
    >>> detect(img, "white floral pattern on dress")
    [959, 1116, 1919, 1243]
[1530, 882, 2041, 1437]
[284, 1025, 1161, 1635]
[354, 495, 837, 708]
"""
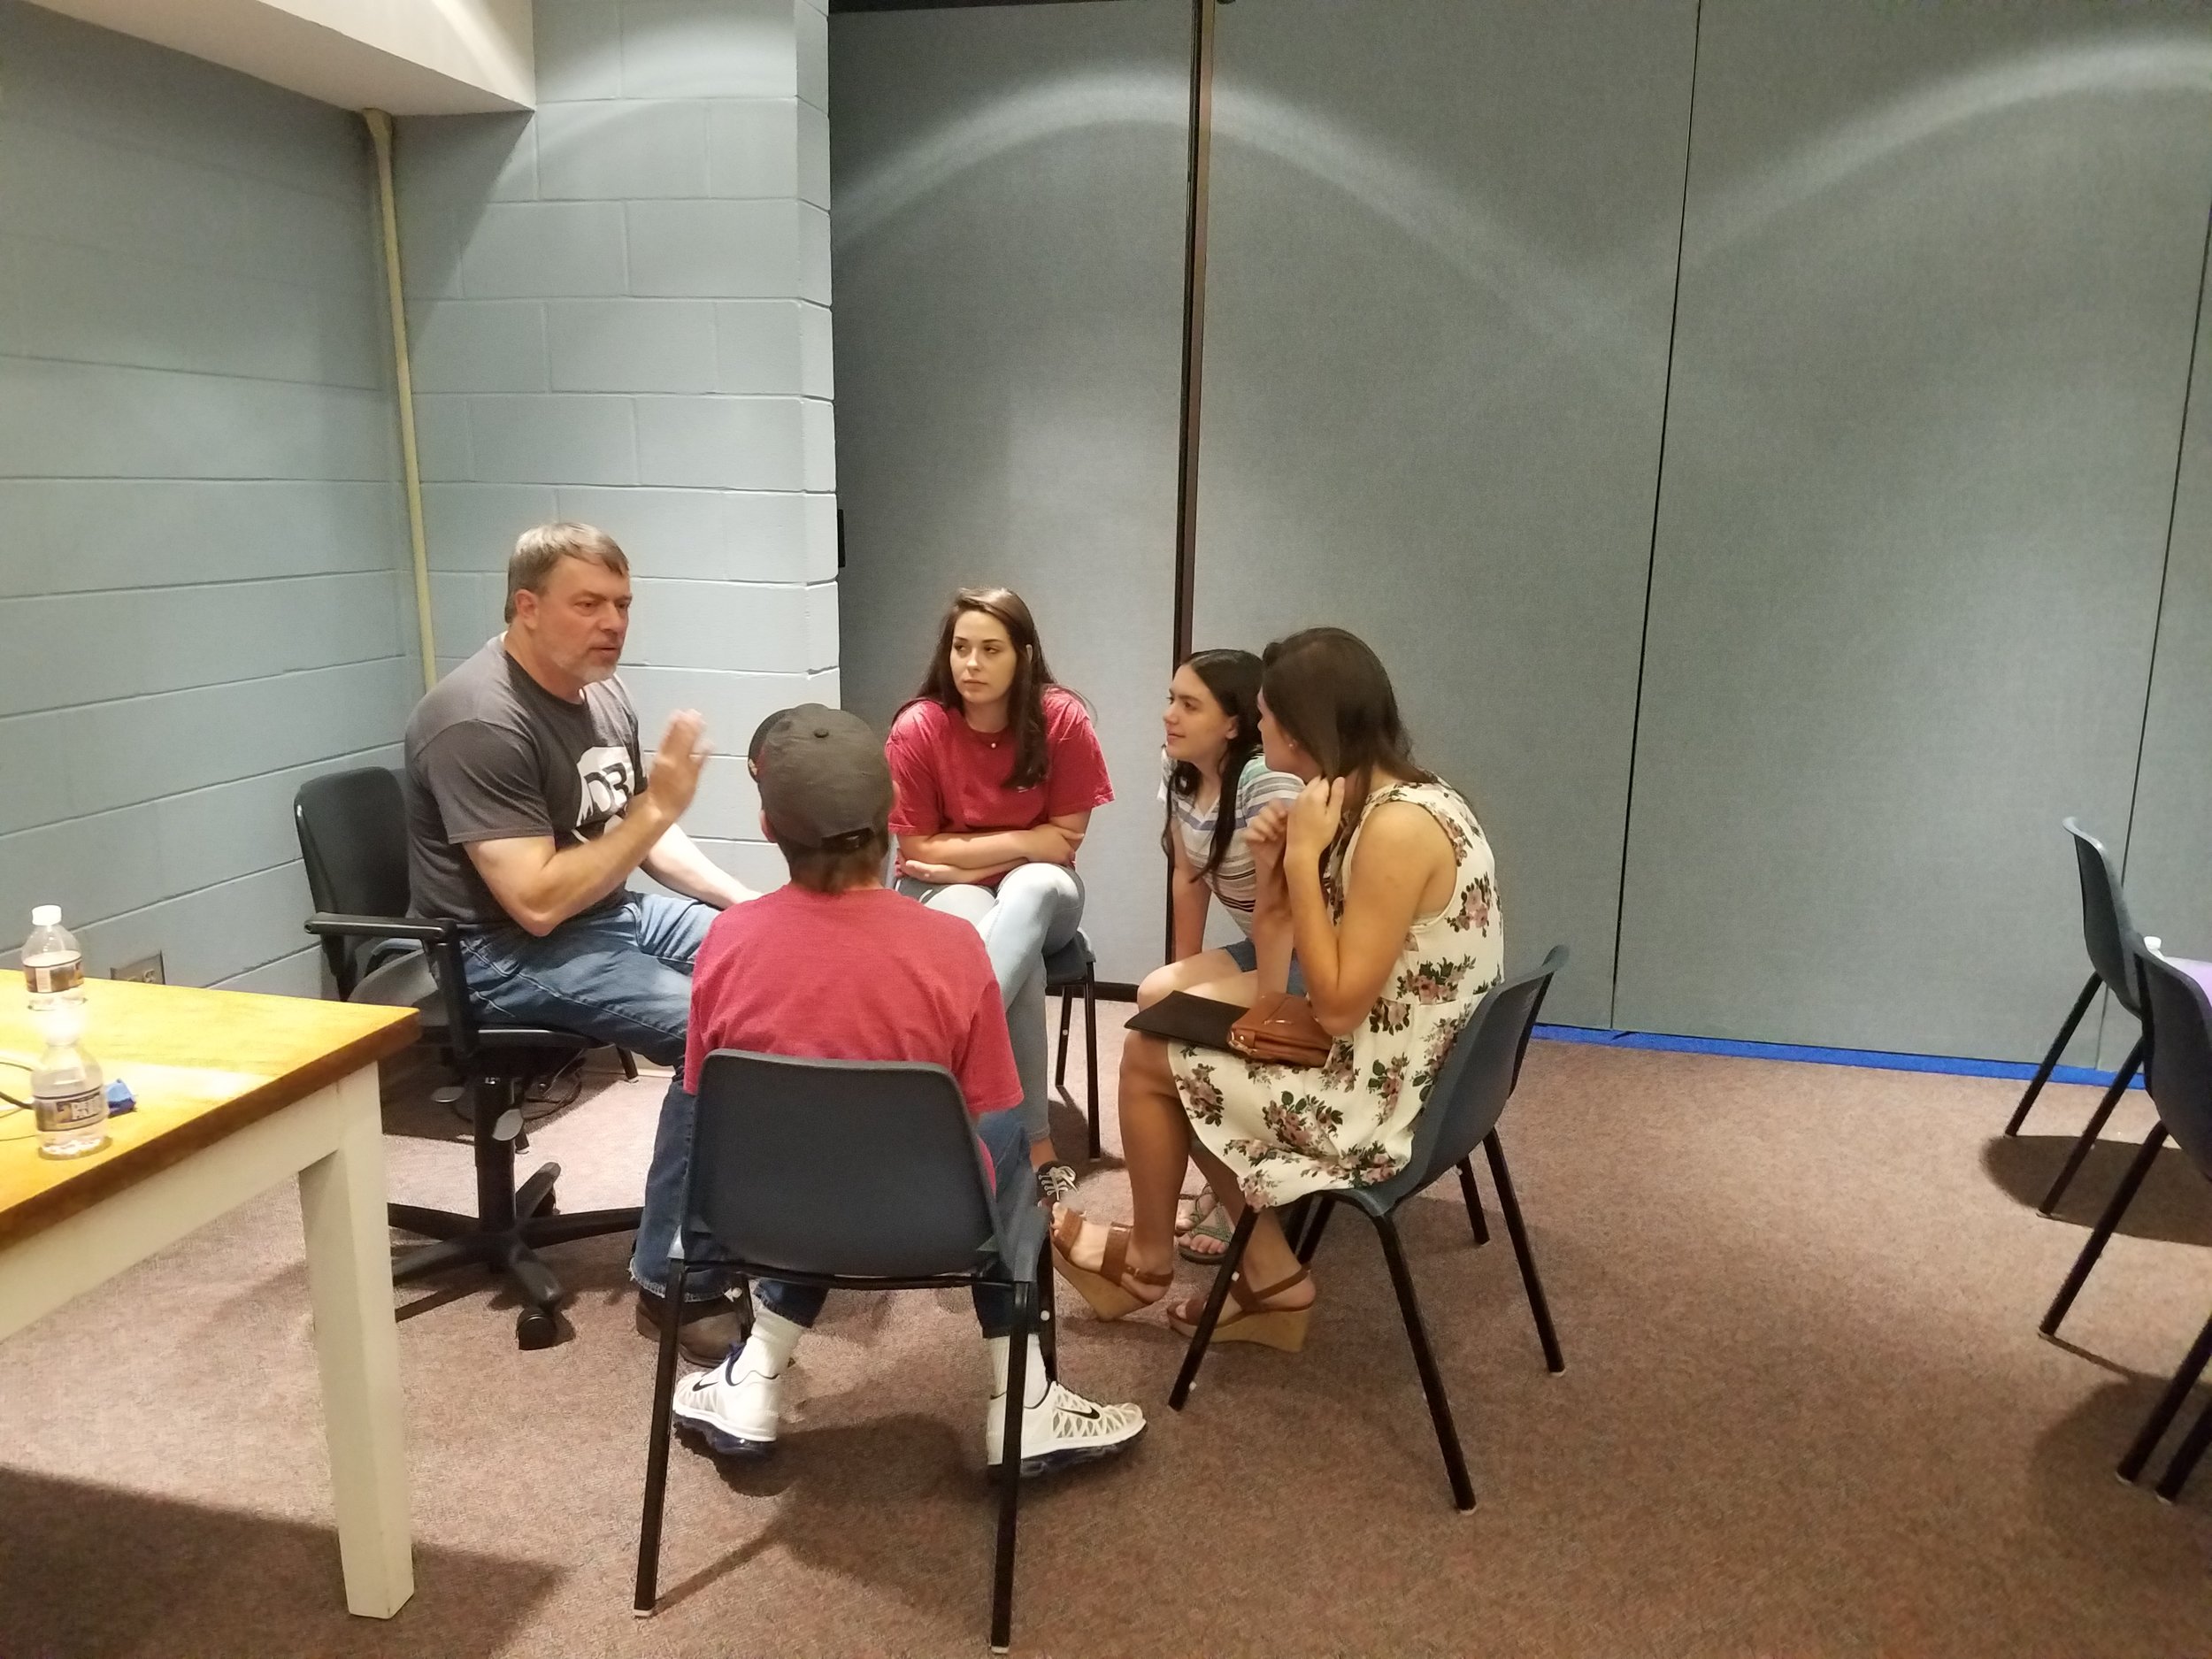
[1171, 780, 1502, 1206]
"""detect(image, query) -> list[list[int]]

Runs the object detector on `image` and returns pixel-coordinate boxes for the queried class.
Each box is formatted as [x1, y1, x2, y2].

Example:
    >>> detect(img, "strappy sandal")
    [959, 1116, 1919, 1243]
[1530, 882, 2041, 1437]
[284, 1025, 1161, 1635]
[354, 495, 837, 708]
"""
[1175, 1188, 1211, 1236]
[1179, 1193, 1237, 1265]
[1050, 1209, 1173, 1321]
[1167, 1265, 1313, 1353]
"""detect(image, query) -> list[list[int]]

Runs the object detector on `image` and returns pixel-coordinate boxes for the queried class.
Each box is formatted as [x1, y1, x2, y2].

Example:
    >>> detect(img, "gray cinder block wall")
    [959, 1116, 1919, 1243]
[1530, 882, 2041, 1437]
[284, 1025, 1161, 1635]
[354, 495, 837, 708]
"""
[398, 0, 838, 895]
[0, 1, 416, 995]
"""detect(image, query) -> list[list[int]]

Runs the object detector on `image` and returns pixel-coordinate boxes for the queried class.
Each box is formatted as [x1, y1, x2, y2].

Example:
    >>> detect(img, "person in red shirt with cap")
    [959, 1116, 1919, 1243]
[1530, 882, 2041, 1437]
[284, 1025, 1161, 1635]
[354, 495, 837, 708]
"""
[668, 704, 1144, 1475]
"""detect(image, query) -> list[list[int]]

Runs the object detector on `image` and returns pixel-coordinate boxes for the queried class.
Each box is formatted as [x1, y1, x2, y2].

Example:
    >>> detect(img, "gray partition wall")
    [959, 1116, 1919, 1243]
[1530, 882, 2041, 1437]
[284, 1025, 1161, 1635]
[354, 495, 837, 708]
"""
[1189, 0, 1698, 1025]
[830, 0, 1189, 982]
[2108, 214, 2212, 1069]
[831, 0, 2212, 1061]
[1612, 1, 2212, 1060]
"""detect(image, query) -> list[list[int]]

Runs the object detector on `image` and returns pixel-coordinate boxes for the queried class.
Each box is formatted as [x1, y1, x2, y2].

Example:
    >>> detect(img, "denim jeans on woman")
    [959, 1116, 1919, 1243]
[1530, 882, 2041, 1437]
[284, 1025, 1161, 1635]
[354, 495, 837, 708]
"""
[897, 863, 1084, 1147]
[456, 890, 722, 1305]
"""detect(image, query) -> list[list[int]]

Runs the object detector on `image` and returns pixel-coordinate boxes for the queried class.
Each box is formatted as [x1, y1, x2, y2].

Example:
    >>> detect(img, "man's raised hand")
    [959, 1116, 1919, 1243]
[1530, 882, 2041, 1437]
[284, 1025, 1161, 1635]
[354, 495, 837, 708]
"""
[646, 709, 710, 820]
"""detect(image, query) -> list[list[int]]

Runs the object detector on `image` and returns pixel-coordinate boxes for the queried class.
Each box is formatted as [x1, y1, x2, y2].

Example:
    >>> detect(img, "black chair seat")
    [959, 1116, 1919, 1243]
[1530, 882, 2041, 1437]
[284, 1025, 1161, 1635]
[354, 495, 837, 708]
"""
[350, 940, 595, 1052]
[1171, 947, 1570, 1513]
[296, 766, 643, 1352]
[634, 1051, 1058, 1652]
[2051, 949, 2212, 1501]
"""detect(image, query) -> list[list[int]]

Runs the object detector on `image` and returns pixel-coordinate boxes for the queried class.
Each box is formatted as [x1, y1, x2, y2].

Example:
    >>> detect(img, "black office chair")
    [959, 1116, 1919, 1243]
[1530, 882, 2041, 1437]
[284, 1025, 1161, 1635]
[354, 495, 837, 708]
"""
[634, 1050, 1053, 1654]
[2006, 819, 2152, 1214]
[294, 766, 642, 1350]
[1170, 947, 1568, 1512]
[2035, 949, 2212, 1502]
[1047, 930, 1100, 1156]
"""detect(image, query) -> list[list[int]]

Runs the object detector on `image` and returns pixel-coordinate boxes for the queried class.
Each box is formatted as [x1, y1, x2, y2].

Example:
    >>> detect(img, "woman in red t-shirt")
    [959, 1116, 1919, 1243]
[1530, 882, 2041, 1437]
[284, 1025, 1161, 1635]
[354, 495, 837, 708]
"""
[887, 588, 1114, 1200]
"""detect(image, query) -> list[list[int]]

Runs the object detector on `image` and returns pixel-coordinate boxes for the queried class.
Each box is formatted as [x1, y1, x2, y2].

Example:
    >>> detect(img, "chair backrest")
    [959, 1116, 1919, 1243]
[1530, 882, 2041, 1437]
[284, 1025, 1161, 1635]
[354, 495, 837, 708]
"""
[1385, 945, 1568, 1203]
[2064, 818, 2145, 1012]
[2136, 951, 2212, 1182]
[685, 1050, 1003, 1281]
[294, 768, 412, 996]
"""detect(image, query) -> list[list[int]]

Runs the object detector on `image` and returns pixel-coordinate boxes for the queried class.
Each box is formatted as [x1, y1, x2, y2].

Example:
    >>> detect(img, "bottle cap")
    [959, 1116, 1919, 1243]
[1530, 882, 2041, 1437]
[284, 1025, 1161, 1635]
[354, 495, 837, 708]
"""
[30, 905, 59, 927]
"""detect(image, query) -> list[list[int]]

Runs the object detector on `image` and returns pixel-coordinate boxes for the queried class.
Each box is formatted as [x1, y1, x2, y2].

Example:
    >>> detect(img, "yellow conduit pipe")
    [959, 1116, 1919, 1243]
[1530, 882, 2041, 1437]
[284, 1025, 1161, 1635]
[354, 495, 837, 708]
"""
[364, 108, 438, 692]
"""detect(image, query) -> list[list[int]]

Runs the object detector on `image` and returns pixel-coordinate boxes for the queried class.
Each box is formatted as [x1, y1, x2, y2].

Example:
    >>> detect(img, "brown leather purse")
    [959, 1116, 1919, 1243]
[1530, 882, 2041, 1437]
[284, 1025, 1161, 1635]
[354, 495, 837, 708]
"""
[1228, 993, 1335, 1066]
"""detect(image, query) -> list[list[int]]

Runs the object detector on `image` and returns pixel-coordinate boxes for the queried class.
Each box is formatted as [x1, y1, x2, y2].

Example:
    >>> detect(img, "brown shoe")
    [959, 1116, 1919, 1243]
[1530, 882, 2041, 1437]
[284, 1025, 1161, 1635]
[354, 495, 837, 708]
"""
[635, 1288, 747, 1366]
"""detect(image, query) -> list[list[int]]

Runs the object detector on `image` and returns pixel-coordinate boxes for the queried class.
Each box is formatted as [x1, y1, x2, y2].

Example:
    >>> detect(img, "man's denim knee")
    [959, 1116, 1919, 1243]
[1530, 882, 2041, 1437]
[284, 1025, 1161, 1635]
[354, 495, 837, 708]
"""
[632, 1079, 730, 1302]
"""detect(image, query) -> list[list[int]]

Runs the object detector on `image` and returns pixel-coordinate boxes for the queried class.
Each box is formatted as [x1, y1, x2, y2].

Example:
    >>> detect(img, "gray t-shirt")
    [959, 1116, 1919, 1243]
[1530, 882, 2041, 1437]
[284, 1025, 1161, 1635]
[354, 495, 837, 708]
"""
[404, 636, 645, 928]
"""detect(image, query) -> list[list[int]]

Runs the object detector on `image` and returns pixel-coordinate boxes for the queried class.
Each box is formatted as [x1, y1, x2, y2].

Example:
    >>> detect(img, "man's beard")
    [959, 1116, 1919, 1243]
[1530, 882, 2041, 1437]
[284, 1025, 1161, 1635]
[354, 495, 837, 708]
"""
[568, 649, 622, 686]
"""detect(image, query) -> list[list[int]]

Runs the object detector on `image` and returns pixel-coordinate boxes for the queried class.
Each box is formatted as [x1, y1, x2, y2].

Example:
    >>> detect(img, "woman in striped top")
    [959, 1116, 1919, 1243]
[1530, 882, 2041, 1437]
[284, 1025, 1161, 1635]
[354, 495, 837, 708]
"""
[1144, 651, 1304, 1257]
[1147, 649, 1306, 1000]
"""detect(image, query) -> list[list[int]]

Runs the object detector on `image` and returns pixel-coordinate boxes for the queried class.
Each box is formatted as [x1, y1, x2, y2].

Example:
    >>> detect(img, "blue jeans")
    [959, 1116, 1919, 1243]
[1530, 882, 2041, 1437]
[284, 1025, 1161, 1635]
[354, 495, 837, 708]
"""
[456, 892, 719, 1303]
[460, 892, 711, 1069]
[754, 1109, 1034, 1337]
[1224, 934, 1307, 995]
[897, 864, 1085, 1148]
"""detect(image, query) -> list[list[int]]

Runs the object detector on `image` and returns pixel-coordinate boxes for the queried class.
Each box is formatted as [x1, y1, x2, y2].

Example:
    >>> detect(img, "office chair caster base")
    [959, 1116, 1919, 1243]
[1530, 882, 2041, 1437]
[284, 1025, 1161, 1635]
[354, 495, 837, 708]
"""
[517, 1307, 565, 1350]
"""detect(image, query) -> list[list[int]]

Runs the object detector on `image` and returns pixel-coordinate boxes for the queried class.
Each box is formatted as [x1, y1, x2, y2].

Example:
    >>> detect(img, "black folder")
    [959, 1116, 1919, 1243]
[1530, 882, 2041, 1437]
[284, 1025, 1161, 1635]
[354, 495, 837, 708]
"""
[1122, 989, 1244, 1056]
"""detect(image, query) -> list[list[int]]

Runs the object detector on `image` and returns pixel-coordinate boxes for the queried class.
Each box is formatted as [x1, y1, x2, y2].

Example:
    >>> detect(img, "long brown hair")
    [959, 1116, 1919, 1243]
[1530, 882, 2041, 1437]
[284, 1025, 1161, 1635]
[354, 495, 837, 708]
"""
[910, 587, 1063, 789]
[1165, 649, 1265, 880]
[1259, 627, 1434, 856]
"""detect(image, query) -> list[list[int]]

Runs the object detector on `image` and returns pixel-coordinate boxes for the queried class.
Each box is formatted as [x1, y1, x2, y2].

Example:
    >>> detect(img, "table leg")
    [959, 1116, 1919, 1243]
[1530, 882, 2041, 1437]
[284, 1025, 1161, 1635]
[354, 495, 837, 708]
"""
[298, 1067, 413, 1618]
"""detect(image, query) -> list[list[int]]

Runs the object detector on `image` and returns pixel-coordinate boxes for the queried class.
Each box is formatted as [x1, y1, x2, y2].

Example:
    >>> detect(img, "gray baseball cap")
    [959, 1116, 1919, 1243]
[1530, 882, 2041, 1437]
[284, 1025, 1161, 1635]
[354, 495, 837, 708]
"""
[757, 704, 893, 849]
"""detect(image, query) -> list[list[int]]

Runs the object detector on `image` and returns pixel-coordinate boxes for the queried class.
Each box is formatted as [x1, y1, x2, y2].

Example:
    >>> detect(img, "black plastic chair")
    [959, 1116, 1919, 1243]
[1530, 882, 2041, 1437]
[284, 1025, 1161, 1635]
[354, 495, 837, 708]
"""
[2005, 819, 2149, 1214]
[634, 1050, 1054, 1655]
[295, 766, 642, 1350]
[1047, 930, 1101, 1156]
[1170, 947, 1569, 1512]
[2073, 951, 2212, 1502]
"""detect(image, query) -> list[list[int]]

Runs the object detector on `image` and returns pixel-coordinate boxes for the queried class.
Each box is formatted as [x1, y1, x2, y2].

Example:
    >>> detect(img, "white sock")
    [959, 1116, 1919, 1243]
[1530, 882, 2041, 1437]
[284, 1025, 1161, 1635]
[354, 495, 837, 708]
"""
[737, 1306, 805, 1376]
[986, 1335, 1049, 1409]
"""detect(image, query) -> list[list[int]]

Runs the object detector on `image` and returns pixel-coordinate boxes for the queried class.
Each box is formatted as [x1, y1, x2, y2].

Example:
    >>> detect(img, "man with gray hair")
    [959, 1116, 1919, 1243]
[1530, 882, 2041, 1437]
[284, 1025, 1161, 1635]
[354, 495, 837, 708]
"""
[403, 522, 754, 1357]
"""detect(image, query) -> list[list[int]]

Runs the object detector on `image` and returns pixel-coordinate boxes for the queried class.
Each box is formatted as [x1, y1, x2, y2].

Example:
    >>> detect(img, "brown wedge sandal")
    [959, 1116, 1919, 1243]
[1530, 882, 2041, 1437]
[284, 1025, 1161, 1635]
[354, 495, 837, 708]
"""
[1050, 1210, 1174, 1321]
[1167, 1265, 1313, 1353]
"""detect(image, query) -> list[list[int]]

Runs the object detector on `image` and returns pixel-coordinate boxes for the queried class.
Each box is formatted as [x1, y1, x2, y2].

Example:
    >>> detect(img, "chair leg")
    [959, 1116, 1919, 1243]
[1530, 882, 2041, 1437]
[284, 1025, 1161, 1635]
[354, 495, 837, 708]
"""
[391, 1235, 485, 1284]
[2042, 1122, 2169, 1337]
[1373, 1212, 1477, 1511]
[2155, 1391, 2212, 1503]
[1170, 1206, 1260, 1411]
[387, 1202, 471, 1241]
[2006, 974, 2100, 1136]
[2120, 1308, 2212, 1482]
[1295, 1199, 1334, 1266]
[474, 1076, 522, 1232]
[1083, 972, 1101, 1159]
[1034, 1234, 1059, 1386]
[2039, 1038, 2145, 1216]
[1055, 990, 1072, 1090]
[1457, 1156, 1490, 1246]
[1485, 1133, 1563, 1373]
[515, 1161, 559, 1222]
[618, 1048, 640, 1082]
[991, 1283, 1031, 1655]
[634, 1263, 690, 1614]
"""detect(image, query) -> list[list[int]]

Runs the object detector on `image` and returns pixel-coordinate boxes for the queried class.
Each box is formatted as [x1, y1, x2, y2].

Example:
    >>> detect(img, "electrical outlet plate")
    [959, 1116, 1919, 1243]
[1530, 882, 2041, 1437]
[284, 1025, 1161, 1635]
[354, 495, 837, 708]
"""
[112, 953, 165, 985]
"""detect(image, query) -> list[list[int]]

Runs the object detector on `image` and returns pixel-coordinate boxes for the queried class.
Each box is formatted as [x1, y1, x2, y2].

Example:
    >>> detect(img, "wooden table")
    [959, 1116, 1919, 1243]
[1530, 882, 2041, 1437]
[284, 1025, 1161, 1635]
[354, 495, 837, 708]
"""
[0, 971, 419, 1617]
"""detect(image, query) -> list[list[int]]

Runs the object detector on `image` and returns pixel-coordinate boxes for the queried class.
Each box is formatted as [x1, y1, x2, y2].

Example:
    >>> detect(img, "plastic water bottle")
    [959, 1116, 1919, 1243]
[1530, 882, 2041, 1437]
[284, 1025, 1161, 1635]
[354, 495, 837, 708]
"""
[23, 907, 106, 1159]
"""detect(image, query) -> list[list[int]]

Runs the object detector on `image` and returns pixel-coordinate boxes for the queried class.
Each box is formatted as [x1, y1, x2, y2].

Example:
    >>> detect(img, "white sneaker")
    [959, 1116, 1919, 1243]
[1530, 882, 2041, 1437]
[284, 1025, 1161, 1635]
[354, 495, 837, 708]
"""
[985, 1379, 1145, 1476]
[1035, 1163, 1080, 1210]
[671, 1348, 784, 1459]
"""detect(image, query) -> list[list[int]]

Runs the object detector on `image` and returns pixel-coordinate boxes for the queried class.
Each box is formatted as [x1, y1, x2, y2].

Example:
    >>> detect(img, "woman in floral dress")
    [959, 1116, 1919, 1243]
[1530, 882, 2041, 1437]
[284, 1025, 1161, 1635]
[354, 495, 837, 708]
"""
[1053, 627, 1501, 1349]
